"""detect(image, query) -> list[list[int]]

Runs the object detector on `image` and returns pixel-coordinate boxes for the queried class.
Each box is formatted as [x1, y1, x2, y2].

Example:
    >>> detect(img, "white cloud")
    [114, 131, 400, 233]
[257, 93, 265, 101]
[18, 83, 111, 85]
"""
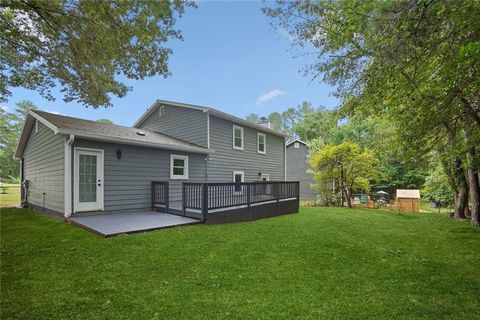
[0, 105, 8, 111]
[256, 89, 286, 105]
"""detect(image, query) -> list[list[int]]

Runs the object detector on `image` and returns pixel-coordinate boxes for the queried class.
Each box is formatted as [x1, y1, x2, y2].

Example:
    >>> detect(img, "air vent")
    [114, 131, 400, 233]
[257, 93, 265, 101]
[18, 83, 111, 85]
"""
[136, 131, 146, 136]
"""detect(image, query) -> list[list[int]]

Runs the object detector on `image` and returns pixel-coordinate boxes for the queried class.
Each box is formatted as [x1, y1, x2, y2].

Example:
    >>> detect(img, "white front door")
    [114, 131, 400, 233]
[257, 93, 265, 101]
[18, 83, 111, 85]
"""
[74, 148, 104, 212]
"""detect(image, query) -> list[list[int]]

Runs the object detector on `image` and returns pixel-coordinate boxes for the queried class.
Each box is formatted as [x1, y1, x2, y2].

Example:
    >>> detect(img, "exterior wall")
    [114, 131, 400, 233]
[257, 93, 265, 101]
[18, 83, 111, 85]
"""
[207, 115, 285, 182]
[71, 139, 206, 213]
[396, 198, 420, 213]
[286, 143, 316, 202]
[23, 121, 65, 213]
[136, 104, 209, 148]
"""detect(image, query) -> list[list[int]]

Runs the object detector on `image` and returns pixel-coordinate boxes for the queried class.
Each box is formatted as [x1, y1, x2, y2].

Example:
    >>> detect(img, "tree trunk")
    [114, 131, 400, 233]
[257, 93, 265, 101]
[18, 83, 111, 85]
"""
[466, 147, 480, 226]
[453, 158, 468, 220]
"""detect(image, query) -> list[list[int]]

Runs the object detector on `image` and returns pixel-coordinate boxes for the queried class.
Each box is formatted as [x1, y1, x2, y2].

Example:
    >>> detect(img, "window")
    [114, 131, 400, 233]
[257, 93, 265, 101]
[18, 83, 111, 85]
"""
[261, 174, 269, 181]
[170, 155, 188, 179]
[34, 120, 39, 134]
[294, 142, 299, 148]
[159, 106, 165, 117]
[232, 125, 244, 150]
[233, 171, 244, 193]
[257, 133, 266, 154]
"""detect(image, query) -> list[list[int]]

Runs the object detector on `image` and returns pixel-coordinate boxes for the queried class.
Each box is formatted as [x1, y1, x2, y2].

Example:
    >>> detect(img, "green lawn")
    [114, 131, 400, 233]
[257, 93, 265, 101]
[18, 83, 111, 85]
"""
[1, 207, 479, 319]
[0, 184, 20, 207]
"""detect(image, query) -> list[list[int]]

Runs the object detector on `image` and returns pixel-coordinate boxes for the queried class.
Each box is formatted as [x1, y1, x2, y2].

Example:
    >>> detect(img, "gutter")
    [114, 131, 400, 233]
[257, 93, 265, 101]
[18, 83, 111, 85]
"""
[64, 134, 75, 218]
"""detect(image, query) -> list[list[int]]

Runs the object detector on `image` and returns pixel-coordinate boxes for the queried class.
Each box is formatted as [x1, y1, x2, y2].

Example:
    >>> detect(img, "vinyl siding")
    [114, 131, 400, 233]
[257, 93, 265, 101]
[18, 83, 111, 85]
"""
[137, 104, 208, 148]
[72, 139, 206, 212]
[286, 143, 316, 201]
[207, 115, 285, 182]
[23, 121, 65, 213]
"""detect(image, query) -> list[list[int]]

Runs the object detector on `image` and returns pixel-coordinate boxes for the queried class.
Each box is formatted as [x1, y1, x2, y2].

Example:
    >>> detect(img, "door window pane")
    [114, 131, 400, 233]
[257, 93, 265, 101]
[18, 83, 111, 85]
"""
[79, 154, 97, 203]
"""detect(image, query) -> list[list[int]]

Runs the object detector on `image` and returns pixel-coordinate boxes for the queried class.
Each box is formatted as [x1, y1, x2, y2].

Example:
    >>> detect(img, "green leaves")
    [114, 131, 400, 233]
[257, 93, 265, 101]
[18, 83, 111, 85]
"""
[0, 0, 194, 107]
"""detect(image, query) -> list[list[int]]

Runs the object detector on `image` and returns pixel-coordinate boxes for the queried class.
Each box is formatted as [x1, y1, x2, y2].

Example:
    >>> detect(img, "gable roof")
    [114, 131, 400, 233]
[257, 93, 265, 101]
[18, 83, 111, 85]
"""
[286, 139, 308, 147]
[396, 189, 421, 199]
[15, 110, 211, 158]
[133, 99, 288, 138]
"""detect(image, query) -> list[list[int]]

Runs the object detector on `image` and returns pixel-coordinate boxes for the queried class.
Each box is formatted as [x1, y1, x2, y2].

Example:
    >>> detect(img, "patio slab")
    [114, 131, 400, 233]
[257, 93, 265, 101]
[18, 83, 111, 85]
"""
[69, 211, 200, 237]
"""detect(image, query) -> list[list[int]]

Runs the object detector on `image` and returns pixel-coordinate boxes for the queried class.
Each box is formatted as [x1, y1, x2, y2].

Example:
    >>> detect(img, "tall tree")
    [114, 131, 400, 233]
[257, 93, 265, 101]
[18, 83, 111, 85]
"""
[1, 0, 193, 107]
[310, 141, 379, 208]
[0, 100, 38, 180]
[265, 0, 480, 224]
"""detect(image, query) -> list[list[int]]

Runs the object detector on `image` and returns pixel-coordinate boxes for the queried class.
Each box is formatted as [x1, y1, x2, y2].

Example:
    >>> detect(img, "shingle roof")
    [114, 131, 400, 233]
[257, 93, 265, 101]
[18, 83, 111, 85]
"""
[30, 110, 209, 154]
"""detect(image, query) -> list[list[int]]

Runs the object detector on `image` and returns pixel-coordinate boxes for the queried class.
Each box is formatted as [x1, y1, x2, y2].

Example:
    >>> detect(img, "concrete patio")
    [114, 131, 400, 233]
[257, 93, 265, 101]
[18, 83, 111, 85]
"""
[68, 211, 201, 237]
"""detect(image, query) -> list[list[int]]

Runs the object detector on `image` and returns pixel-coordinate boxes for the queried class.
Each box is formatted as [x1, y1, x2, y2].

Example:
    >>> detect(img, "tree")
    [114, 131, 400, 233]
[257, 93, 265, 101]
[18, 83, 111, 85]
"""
[1, 0, 193, 107]
[265, 0, 480, 225]
[0, 100, 38, 181]
[310, 141, 379, 208]
[96, 118, 113, 124]
[423, 158, 454, 208]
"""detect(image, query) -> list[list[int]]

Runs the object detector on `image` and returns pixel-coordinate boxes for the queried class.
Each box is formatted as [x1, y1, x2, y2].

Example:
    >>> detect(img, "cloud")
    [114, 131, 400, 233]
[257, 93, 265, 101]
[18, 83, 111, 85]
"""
[256, 89, 286, 105]
[279, 29, 294, 42]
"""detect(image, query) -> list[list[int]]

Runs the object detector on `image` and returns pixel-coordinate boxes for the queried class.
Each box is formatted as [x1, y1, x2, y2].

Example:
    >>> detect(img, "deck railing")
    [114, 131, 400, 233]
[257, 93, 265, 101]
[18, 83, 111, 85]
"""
[183, 181, 300, 222]
[151, 181, 169, 212]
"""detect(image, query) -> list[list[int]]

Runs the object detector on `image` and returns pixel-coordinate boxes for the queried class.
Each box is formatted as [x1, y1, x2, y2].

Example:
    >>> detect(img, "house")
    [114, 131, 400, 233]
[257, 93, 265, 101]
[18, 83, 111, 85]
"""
[15, 99, 298, 224]
[286, 139, 317, 203]
[396, 189, 420, 213]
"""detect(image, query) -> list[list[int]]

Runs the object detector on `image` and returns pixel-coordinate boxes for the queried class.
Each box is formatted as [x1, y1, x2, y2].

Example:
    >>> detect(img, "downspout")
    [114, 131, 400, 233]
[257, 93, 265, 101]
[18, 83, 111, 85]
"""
[64, 134, 75, 218]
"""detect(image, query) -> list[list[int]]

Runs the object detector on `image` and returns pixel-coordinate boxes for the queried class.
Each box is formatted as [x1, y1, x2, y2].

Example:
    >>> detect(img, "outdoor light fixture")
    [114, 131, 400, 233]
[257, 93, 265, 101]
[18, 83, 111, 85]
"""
[116, 149, 122, 159]
[258, 172, 262, 176]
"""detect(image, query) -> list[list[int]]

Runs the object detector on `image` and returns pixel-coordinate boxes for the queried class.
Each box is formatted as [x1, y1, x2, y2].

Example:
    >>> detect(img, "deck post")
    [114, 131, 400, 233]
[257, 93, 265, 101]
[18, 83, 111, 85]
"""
[165, 182, 169, 213]
[247, 183, 251, 213]
[151, 181, 155, 211]
[202, 183, 209, 221]
[275, 182, 280, 210]
[295, 181, 300, 212]
[182, 182, 186, 216]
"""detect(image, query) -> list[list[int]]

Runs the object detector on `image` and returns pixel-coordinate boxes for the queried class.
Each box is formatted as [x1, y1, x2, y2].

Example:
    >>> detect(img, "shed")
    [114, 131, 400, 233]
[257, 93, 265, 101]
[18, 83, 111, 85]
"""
[396, 189, 420, 213]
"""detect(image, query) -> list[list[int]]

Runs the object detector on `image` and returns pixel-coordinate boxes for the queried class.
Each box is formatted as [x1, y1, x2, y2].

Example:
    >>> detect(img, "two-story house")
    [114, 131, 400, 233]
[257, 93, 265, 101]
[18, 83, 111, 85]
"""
[15, 99, 290, 220]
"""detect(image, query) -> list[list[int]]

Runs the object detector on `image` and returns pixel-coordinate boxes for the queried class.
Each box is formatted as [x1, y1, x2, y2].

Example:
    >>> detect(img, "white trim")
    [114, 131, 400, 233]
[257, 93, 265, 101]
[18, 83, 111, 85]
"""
[257, 132, 266, 154]
[29, 110, 59, 134]
[34, 119, 39, 134]
[261, 174, 270, 181]
[73, 147, 104, 213]
[233, 171, 245, 194]
[286, 139, 308, 147]
[207, 113, 210, 149]
[64, 134, 75, 217]
[158, 106, 165, 117]
[232, 125, 244, 150]
[170, 154, 189, 180]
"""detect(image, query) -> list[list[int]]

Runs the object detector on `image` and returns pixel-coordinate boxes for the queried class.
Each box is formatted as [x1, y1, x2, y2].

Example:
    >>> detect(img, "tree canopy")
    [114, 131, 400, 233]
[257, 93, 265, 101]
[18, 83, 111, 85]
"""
[0, 0, 193, 107]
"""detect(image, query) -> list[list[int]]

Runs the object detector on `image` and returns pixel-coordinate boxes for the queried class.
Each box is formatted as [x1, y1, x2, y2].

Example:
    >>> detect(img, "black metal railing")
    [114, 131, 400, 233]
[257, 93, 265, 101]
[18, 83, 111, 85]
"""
[183, 181, 300, 220]
[152, 181, 169, 212]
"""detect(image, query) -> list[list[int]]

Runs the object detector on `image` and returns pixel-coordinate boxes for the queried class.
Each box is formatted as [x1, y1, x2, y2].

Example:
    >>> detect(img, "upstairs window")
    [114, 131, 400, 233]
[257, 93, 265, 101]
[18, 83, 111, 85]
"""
[294, 142, 299, 148]
[170, 155, 188, 179]
[159, 106, 165, 117]
[34, 119, 39, 134]
[233, 125, 244, 150]
[257, 133, 266, 154]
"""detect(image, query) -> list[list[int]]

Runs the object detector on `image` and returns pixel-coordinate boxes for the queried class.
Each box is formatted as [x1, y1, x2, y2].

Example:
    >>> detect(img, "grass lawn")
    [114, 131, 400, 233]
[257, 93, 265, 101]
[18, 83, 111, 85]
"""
[1, 207, 479, 319]
[0, 184, 20, 207]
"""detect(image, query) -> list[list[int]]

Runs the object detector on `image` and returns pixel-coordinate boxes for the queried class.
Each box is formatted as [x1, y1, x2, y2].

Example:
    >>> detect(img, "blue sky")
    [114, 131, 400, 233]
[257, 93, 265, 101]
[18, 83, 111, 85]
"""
[3, 1, 338, 126]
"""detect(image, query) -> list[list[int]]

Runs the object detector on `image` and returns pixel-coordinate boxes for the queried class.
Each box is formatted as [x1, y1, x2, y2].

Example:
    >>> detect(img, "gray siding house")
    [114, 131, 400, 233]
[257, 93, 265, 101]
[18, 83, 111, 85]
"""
[286, 139, 317, 202]
[15, 99, 288, 218]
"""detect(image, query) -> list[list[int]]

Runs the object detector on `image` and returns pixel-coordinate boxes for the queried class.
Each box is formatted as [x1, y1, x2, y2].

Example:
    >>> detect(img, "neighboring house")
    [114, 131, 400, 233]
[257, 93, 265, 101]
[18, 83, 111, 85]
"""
[286, 139, 316, 202]
[15, 99, 289, 218]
